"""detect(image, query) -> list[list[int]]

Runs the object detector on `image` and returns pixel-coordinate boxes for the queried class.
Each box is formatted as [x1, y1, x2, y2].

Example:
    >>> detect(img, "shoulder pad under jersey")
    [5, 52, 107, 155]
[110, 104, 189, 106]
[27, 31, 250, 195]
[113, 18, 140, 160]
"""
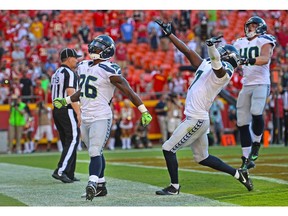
[258, 34, 277, 46]
[99, 62, 122, 75]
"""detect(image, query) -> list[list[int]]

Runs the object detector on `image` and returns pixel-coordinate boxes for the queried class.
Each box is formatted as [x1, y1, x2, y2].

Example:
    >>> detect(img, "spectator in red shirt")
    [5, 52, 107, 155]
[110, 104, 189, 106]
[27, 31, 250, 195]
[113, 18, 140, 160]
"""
[136, 21, 149, 44]
[275, 25, 288, 48]
[49, 13, 64, 37]
[105, 19, 121, 42]
[151, 67, 167, 98]
[93, 11, 105, 33]
[106, 10, 119, 25]
[36, 38, 49, 63]
[63, 20, 75, 42]
[115, 41, 127, 69]
[41, 14, 51, 40]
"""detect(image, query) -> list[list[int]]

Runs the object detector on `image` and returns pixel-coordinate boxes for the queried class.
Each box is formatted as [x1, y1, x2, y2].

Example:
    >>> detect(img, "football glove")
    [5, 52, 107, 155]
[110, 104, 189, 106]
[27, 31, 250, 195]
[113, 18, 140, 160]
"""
[141, 112, 152, 127]
[205, 35, 223, 47]
[155, 19, 172, 36]
[240, 58, 249, 65]
[240, 58, 256, 66]
[53, 98, 67, 109]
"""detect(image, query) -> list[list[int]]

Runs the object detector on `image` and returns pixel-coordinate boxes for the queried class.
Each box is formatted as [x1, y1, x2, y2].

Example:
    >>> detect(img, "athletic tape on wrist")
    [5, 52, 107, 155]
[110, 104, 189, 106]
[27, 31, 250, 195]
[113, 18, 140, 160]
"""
[66, 96, 72, 105]
[138, 104, 148, 113]
[208, 45, 222, 70]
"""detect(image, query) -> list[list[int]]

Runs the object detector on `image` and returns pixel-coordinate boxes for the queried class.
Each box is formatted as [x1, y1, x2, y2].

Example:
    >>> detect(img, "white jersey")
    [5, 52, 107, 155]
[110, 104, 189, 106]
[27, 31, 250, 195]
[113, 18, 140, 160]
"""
[184, 59, 233, 120]
[233, 34, 276, 86]
[77, 60, 121, 123]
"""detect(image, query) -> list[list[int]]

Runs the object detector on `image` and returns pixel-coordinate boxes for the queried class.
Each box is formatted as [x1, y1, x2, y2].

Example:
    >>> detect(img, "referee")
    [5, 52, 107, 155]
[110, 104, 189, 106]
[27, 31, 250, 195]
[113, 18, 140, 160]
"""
[51, 48, 81, 183]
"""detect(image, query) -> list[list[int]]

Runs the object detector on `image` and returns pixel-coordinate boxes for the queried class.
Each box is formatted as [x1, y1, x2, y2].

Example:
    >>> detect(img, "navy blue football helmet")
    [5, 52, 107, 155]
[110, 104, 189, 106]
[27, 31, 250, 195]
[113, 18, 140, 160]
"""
[244, 16, 267, 39]
[88, 35, 115, 60]
[217, 44, 240, 68]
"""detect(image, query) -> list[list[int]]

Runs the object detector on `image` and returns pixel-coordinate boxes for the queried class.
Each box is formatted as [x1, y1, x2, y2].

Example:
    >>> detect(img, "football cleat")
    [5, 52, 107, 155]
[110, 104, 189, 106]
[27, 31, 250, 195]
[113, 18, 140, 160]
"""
[81, 182, 107, 198]
[155, 185, 180, 195]
[52, 172, 73, 183]
[241, 156, 255, 170]
[249, 142, 261, 161]
[85, 181, 97, 201]
[237, 169, 253, 191]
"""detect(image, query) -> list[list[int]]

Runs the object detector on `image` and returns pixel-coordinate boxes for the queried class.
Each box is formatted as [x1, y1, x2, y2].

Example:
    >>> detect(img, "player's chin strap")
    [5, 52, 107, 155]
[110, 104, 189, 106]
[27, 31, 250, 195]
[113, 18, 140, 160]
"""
[207, 45, 222, 70]
[89, 52, 111, 61]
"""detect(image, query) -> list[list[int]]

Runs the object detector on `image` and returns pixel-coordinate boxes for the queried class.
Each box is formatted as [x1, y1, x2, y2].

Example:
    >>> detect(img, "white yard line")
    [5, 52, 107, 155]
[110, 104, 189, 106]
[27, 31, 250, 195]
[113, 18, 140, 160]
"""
[0, 163, 234, 207]
[79, 160, 288, 186]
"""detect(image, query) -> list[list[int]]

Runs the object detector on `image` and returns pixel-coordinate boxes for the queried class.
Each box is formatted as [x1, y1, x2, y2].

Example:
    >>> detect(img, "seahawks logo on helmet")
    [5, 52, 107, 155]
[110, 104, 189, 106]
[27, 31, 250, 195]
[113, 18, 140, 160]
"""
[217, 44, 240, 69]
[88, 35, 115, 60]
[244, 16, 267, 39]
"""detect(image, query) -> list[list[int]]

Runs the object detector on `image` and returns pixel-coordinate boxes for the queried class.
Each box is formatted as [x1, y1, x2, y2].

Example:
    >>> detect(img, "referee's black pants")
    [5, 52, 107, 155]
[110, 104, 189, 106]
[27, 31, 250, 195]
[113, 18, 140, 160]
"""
[53, 107, 80, 180]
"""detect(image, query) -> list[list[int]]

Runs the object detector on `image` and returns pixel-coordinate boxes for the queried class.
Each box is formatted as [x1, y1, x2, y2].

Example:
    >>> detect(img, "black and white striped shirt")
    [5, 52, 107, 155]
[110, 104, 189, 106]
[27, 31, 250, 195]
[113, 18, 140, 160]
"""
[51, 64, 79, 108]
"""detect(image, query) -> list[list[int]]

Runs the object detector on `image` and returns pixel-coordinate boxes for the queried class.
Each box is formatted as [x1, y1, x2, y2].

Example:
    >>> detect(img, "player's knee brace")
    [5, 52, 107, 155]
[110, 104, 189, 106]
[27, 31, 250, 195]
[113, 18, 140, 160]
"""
[238, 125, 252, 147]
[252, 115, 264, 136]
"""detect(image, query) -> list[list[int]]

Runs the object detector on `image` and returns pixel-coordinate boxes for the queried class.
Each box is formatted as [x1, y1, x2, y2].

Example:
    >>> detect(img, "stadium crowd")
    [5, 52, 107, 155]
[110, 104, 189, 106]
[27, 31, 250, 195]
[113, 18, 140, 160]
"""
[0, 10, 288, 150]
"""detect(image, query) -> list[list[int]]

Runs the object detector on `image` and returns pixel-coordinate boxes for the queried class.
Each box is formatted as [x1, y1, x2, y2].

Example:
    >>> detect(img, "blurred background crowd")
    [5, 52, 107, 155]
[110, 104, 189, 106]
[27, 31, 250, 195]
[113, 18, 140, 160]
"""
[0, 10, 287, 152]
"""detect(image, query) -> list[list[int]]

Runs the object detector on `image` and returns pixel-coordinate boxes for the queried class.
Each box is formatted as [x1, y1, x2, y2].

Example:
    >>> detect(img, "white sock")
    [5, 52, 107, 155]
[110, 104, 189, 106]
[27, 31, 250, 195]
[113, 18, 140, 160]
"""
[234, 170, 240, 179]
[89, 175, 99, 183]
[108, 138, 115, 149]
[78, 143, 82, 151]
[24, 142, 29, 153]
[57, 140, 63, 152]
[242, 147, 251, 158]
[171, 183, 180, 189]
[98, 177, 106, 183]
[122, 138, 126, 149]
[127, 138, 131, 149]
[30, 141, 34, 152]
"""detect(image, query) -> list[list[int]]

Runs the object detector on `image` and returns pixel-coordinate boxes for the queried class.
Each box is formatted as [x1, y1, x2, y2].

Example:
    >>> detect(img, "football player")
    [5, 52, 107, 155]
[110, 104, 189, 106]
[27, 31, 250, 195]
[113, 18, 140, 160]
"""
[154, 19, 253, 195]
[53, 35, 152, 201]
[233, 16, 276, 169]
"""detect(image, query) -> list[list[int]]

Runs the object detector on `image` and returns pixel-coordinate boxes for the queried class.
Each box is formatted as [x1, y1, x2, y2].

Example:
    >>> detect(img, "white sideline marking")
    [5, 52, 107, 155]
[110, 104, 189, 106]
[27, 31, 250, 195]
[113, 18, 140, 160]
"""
[0, 163, 234, 206]
[77, 160, 288, 185]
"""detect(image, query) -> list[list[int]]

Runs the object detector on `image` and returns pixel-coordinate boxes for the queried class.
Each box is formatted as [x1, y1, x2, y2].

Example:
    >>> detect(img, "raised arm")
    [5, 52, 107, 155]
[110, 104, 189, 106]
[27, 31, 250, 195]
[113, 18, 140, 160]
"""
[155, 19, 203, 69]
[205, 35, 227, 78]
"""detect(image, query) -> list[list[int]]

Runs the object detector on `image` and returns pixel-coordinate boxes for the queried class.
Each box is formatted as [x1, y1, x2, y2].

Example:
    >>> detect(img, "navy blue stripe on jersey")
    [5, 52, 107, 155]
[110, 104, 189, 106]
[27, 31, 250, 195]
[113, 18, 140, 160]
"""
[99, 63, 116, 74]
[259, 34, 276, 42]
[171, 120, 204, 153]
[222, 61, 233, 77]
[227, 70, 232, 77]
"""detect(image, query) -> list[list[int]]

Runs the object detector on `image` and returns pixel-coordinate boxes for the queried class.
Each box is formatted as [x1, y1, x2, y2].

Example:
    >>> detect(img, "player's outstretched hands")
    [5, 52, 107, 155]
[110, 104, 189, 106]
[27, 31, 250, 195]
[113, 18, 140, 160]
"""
[53, 98, 67, 109]
[155, 19, 172, 36]
[141, 112, 152, 127]
[206, 35, 223, 47]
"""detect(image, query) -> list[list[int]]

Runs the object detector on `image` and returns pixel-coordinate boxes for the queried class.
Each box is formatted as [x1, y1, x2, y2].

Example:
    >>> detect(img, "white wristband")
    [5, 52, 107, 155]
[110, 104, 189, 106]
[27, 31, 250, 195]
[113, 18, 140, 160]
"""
[208, 45, 222, 70]
[138, 104, 148, 113]
[65, 96, 72, 105]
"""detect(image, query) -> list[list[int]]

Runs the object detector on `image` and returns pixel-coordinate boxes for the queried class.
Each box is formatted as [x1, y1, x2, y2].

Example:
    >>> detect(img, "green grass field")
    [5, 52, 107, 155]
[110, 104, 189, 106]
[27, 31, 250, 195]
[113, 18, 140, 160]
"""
[0, 144, 288, 209]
